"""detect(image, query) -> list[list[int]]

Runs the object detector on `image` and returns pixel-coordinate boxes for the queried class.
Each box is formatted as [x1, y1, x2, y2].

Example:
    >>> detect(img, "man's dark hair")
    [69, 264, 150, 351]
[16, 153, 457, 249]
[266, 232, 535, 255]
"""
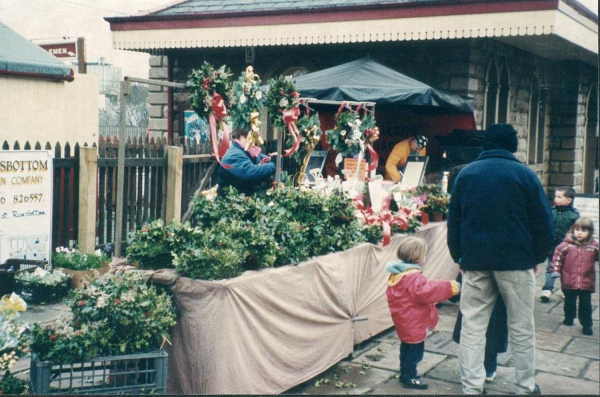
[556, 186, 576, 203]
[231, 128, 249, 140]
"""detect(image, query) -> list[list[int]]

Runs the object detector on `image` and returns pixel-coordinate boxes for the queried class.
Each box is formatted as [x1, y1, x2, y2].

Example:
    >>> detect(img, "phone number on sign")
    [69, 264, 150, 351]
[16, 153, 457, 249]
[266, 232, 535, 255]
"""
[0, 194, 44, 204]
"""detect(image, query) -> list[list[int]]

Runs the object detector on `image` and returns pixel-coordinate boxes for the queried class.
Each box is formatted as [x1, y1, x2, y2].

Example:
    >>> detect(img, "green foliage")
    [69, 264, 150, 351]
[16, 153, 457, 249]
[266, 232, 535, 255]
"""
[187, 62, 233, 121]
[126, 220, 199, 269]
[265, 75, 299, 128]
[53, 247, 110, 271]
[173, 187, 367, 279]
[0, 372, 28, 394]
[30, 273, 177, 364]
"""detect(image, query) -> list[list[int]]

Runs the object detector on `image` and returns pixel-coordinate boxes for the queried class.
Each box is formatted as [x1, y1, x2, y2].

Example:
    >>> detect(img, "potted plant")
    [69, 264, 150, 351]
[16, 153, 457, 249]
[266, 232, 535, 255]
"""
[28, 272, 176, 394]
[14, 268, 72, 304]
[0, 293, 29, 395]
[402, 184, 450, 221]
[53, 246, 111, 288]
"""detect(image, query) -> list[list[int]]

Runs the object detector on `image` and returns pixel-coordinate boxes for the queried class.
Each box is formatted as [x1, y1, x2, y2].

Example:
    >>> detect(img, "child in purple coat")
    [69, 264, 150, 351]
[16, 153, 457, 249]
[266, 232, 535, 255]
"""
[549, 217, 599, 335]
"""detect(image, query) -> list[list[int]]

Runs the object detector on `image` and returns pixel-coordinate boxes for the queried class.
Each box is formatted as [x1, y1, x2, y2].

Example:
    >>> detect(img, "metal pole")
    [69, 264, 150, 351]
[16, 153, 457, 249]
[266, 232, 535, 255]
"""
[114, 80, 130, 257]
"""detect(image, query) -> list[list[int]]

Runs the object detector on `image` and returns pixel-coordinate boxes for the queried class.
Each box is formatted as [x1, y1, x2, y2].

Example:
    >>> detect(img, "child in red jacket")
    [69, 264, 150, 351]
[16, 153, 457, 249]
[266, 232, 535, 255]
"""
[549, 217, 599, 335]
[386, 236, 460, 389]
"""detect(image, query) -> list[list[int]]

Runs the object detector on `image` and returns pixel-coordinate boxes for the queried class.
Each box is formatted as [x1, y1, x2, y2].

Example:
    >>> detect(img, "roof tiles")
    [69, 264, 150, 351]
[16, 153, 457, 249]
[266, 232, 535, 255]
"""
[154, 0, 433, 16]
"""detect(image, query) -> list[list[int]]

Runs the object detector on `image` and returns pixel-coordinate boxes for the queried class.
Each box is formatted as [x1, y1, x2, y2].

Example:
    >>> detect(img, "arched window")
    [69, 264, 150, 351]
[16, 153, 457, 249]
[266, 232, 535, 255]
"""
[484, 58, 511, 128]
[497, 61, 510, 123]
[528, 73, 546, 165]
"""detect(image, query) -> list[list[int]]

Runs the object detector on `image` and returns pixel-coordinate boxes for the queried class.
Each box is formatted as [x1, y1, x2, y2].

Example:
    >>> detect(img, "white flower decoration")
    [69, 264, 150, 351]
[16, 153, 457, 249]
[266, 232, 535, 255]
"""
[239, 94, 247, 104]
[255, 91, 262, 100]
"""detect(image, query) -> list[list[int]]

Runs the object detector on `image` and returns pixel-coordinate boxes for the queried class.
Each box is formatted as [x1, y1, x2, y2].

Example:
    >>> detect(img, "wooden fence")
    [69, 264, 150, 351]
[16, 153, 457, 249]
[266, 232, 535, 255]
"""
[1, 137, 215, 252]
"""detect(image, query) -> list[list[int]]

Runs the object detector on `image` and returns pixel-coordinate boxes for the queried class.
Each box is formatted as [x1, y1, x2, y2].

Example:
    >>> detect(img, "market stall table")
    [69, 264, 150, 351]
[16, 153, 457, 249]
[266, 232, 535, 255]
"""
[113, 221, 457, 394]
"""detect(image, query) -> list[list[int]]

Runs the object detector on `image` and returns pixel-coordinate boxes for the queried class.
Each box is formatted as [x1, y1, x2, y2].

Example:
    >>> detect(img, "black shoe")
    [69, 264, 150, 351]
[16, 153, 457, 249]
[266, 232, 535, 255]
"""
[401, 377, 429, 389]
[531, 384, 541, 395]
[563, 318, 574, 326]
[582, 327, 593, 335]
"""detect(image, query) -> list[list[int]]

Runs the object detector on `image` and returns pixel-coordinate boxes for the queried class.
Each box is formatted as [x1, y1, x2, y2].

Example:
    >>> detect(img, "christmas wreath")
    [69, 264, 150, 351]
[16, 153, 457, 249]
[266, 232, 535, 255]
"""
[325, 108, 380, 171]
[187, 62, 234, 165]
[266, 75, 300, 128]
[187, 62, 233, 121]
[230, 66, 265, 148]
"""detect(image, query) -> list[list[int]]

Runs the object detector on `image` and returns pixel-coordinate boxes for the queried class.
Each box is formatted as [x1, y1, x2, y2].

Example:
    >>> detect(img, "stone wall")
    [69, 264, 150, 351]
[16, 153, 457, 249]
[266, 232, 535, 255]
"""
[148, 55, 170, 140]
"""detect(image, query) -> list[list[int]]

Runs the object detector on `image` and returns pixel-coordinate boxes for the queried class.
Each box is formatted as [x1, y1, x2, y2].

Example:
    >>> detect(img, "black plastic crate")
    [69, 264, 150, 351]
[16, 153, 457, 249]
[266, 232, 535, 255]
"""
[0, 259, 47, 296]
[30, 350, 168, 395]
[14, 276, 71, 304]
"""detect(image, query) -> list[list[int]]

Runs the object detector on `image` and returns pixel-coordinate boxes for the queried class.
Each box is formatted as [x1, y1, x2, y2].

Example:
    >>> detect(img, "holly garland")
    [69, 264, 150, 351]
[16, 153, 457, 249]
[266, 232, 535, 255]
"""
[230, 66, 265, 149]
[266, 75, 300, 128]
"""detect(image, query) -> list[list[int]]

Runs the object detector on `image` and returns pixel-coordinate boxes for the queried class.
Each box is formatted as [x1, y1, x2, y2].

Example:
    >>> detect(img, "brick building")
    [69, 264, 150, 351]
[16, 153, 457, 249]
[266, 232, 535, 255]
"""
[106, 0, 598, 193]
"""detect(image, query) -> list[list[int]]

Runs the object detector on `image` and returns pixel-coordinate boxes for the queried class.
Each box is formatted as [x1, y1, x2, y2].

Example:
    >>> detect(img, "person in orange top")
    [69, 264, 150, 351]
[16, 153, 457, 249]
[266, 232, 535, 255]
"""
[385, 135, 427, 183]
[386, 236, 460, 390]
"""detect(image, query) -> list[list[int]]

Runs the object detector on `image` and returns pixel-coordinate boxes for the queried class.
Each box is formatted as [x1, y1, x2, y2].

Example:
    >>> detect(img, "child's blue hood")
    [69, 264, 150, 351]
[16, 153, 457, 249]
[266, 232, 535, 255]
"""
[386, 260, 421, 274]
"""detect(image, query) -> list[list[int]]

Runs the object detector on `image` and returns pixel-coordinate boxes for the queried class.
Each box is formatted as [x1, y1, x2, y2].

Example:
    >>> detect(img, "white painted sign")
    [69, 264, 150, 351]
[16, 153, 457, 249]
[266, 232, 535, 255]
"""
[0, 151, 53, 264]
[575, 194, 599, 241]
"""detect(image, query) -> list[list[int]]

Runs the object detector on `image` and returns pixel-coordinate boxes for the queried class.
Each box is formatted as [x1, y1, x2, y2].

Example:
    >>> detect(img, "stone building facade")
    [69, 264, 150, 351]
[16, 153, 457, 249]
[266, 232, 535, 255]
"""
[108, 0, 598, 194]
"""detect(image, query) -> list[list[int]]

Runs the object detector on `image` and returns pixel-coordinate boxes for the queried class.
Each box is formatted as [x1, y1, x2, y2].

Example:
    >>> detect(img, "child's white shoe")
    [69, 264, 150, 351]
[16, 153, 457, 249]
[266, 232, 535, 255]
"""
[485, 372, 496, 382]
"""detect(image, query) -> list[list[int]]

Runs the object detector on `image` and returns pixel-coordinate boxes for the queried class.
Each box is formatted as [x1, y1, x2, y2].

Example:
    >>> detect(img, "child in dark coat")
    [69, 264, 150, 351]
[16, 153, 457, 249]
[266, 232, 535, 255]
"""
[541, 186, 579, 302]
[450, 273, 508, 382]
[549, 217, 599, 335]
[386, 236, 460, 390]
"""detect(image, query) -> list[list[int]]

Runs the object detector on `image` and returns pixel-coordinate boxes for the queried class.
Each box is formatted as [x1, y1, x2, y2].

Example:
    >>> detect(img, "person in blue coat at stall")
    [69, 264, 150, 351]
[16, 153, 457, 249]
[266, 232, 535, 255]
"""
[217, 127, 277, 197]
[447, 123, 553, 395]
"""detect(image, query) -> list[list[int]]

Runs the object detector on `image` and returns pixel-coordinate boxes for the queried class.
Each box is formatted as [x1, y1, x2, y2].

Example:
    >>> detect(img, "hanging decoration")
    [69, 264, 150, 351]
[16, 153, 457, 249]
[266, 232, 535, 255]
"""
[293, 111, 323, 185]
[325, 103, 380, 173]
[230, 66, 265, 150]
[266, 75, 301, 157]
[187, 62, 234, 166]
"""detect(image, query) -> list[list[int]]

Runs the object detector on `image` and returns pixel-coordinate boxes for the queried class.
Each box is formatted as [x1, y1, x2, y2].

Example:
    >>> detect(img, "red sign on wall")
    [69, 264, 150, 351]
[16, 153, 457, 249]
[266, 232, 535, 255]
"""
[39, 42, 77, 58]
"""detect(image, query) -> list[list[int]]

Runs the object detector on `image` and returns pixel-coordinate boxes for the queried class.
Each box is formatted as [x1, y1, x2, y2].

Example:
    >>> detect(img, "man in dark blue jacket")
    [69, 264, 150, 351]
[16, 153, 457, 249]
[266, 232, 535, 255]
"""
[447, 123, 553, 395]
[217, 128, 276, 197]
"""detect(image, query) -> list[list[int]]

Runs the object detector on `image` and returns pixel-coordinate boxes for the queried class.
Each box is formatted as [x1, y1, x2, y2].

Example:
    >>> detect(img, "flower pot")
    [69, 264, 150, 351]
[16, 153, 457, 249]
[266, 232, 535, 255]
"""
[59, 263, 111, 289]
[431, 213, 444, 222]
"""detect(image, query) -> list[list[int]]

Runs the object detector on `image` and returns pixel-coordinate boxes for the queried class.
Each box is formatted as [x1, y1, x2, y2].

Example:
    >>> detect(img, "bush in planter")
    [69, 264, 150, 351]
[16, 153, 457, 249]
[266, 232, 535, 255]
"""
[53, 246, 111, 271]
[403, 184, 450, 217]
[14, 269, 72, 303]
[53, 246, 112, 288]
[30, 272, 177, 364]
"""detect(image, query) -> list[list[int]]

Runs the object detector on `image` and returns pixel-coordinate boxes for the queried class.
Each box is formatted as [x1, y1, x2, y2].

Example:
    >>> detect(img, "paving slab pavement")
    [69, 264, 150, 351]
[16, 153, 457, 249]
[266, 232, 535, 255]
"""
[9, 264, 600, 395]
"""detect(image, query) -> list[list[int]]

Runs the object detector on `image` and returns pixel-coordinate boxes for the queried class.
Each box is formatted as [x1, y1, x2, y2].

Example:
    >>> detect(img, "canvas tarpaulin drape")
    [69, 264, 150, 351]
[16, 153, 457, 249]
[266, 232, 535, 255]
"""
[114, 222, 457, 394]
[292, 57, 474, 114]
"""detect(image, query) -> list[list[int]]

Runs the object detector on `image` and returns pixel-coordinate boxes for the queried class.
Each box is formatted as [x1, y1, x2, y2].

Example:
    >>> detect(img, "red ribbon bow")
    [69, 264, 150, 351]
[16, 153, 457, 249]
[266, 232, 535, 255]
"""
[282, 106, 301, 157]
[209, 92, 232, 169]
